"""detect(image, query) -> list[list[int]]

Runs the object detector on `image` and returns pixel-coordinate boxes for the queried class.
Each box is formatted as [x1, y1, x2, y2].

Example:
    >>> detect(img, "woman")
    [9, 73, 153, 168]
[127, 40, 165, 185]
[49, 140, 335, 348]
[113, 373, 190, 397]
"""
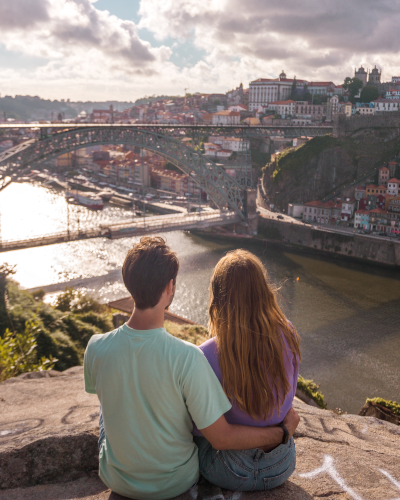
[193, 249, 301, 491]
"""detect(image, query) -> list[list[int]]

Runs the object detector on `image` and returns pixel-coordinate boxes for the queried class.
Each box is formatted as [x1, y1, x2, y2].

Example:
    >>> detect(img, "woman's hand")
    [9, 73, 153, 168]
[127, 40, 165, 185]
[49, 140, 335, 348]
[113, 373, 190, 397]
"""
[283, 407, 300, 438]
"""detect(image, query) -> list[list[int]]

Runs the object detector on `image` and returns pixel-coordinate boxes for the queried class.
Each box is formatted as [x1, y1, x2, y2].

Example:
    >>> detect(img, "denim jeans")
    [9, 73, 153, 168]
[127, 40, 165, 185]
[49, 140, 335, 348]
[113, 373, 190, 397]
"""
[194, 435, 296, 491]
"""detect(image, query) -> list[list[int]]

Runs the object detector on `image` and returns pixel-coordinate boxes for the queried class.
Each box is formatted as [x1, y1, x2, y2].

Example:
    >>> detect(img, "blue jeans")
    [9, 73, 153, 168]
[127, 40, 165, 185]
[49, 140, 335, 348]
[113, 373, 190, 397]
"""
[194, 436, 296, 491]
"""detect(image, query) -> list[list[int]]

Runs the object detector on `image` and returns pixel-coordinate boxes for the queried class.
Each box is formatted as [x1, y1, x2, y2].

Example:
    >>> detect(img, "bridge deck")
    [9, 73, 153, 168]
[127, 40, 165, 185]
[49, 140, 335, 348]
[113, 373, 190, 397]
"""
[0, 211, 241, 253]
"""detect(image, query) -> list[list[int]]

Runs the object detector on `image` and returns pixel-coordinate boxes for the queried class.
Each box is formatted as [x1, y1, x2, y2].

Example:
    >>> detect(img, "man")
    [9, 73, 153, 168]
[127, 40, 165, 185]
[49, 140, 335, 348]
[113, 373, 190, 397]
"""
[84, 236, 300, 500]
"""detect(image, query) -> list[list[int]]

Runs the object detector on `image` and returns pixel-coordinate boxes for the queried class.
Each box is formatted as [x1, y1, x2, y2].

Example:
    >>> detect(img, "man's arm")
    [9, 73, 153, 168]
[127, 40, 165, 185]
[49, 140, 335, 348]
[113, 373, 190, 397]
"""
[200, 407, 300, 451]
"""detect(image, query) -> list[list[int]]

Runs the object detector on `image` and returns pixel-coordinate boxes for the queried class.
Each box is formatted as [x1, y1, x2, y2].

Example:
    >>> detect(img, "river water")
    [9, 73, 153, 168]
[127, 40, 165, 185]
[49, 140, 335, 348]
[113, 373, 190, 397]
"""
[2, 183, 400, 414]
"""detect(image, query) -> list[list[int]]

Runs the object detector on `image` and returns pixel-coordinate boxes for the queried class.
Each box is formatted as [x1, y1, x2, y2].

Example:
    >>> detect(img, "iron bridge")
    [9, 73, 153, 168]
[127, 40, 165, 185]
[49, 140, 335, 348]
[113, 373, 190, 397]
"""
[0, 124, 332, 218]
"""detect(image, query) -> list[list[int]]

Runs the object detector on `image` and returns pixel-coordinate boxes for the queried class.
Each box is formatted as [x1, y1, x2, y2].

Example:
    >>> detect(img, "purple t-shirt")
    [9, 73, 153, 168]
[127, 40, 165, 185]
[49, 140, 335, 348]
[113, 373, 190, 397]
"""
[193, 328, 299, 436]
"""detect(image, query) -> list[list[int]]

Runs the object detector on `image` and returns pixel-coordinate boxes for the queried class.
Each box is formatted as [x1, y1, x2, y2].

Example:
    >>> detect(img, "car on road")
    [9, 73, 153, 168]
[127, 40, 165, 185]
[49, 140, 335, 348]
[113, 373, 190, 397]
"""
[277, 215, 284, 220]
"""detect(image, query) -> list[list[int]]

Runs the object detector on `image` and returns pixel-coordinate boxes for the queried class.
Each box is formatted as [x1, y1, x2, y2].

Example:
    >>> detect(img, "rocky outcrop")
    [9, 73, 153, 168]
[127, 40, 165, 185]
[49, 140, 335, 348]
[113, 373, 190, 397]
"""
[358, 401, 400, 426]
[1, 367, 400, 499]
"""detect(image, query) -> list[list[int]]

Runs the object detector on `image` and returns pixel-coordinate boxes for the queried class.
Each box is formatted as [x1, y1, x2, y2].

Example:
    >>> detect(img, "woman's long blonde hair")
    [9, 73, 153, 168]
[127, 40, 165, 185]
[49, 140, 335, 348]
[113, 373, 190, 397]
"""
[209, 249, 301, 420]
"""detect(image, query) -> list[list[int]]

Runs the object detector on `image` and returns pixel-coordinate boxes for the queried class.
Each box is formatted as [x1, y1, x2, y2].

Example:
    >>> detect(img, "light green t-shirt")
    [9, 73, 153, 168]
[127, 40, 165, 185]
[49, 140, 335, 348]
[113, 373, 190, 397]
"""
[84, 324, 231, 500]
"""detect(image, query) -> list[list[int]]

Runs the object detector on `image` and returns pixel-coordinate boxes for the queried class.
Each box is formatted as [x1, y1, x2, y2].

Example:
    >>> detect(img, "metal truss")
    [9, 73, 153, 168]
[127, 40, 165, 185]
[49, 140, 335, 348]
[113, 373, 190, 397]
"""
[0, 123, 333, 139]
[0, 126, 249, 218]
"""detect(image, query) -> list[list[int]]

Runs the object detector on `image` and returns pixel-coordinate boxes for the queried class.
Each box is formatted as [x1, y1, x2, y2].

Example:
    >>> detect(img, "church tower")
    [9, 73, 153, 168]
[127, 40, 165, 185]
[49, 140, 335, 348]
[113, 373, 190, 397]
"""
[355, 66, 367, 87]
[368, 66, 381, 86]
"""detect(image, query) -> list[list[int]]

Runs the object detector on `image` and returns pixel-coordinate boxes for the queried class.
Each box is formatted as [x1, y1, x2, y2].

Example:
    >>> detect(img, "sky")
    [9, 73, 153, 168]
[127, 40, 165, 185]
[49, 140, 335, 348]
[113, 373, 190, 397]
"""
[0, 0, 400, 102]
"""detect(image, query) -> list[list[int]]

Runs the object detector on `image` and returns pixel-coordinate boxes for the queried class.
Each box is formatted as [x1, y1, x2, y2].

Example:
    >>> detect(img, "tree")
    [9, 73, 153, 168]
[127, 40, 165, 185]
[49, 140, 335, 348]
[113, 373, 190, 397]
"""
[290, 77, 297, 100]
[360, 85, 379, 103]
[343, 77, 364, 103]
[313, 94, 322, 105]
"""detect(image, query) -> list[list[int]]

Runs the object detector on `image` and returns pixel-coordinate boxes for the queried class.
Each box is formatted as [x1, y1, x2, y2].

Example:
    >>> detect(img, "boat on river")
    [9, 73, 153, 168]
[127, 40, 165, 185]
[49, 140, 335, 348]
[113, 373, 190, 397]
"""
[65, 190, 104, 210]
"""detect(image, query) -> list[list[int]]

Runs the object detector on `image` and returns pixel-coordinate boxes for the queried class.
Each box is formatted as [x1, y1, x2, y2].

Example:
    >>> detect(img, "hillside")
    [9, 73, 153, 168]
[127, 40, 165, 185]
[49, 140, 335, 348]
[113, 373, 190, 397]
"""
[264, 126, 400, 210]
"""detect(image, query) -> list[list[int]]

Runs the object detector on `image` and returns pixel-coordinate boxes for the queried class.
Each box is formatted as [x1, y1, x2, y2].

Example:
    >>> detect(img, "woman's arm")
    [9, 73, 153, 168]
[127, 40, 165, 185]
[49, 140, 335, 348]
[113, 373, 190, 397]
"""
[200, 407, 300, 450]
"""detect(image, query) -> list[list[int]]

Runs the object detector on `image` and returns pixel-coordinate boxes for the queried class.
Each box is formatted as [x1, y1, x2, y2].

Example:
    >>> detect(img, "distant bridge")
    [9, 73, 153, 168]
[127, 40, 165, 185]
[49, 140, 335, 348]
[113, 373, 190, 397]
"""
[0, 123, 332, 220]
[0, 123, 333, 139]
[0, 210, 241, 253]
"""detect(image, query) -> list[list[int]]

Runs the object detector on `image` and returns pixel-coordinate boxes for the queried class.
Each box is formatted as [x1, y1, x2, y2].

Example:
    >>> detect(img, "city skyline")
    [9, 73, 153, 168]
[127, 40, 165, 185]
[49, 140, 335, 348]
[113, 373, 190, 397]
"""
[0, 0, 400, 101]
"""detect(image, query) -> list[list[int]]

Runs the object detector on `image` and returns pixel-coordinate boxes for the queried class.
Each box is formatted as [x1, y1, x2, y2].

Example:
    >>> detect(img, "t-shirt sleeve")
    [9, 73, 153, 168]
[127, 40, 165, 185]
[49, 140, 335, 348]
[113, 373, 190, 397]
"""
[182, 349, 232, 430]
[83, 340, 96, 394]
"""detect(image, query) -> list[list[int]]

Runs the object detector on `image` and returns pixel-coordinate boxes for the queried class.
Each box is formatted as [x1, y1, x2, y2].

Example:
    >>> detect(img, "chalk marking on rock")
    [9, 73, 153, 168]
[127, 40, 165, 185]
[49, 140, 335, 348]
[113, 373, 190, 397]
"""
[379, 469, 400, 492]
[189, 484, 198, 499]
[299, 454, 363, 500]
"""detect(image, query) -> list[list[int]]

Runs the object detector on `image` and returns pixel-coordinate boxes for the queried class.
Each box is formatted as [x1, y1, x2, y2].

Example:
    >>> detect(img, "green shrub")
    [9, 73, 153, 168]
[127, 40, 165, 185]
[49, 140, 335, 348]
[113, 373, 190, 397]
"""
[165, 321, 209, 346]
[367, 397, 400, 416]
[36, 328, 81, 371]
[61, 315, 103, 348]
[297, 375, 327, 409]
[0, 319, 56, 382]
[75, 311, 113, 332]
[55, 288, 105, 314]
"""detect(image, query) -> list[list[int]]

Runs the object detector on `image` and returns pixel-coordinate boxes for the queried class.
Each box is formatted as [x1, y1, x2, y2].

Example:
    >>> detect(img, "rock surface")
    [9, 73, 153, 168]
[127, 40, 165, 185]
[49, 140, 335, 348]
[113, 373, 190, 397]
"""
[1, 367, 400, 499]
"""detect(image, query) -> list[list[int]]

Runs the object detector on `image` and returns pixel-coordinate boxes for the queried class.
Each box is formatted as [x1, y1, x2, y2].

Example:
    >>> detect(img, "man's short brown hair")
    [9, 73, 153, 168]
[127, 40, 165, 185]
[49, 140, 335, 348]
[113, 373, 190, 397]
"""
[122, 236, 179, 310]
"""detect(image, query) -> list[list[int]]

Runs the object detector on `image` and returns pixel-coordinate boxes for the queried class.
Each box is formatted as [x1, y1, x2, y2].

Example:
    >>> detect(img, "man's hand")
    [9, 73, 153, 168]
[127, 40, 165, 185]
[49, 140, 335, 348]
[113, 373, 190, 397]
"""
[283, 407, 300, 438]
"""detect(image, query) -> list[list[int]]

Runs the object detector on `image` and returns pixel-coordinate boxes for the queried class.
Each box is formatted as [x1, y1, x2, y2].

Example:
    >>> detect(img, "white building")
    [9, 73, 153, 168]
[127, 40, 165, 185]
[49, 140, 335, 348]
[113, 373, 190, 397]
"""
[385, 90, 400, 99]
[287, 203, 304, 218]
[215, 149, 232, 158]
[212, 110, 240, 125]
[387, 178, 400, 196]
[268, 100, 296, 118]
[248, 71, 308, 112]
[373, 99, 400, 112]
[228, 104, 247, 112]
[308, 81, 336, 95]
[341, 198, 356, 221]
[357, 106, 375, 115]
[222, 137, 249, 152]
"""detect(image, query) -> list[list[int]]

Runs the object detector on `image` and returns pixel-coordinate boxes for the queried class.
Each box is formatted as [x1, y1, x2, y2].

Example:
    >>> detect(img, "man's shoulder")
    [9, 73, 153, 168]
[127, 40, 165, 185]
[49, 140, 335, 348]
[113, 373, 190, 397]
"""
[164, 331, 204, 357]
[86, 328, 118, 351]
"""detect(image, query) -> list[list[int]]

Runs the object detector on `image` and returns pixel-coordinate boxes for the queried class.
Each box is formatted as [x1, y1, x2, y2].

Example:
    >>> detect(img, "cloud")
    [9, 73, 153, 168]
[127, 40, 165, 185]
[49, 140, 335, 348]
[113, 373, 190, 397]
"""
[139, 0, 400, 82]
[0, 0, 50, 29]
[1, 0, 400, 100]
[0, 0, 171, 67]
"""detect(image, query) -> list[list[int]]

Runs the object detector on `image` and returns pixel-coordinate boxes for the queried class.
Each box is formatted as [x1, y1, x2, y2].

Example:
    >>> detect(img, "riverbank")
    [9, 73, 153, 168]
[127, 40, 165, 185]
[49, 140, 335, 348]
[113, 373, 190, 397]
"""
[193, 217, 400, 268]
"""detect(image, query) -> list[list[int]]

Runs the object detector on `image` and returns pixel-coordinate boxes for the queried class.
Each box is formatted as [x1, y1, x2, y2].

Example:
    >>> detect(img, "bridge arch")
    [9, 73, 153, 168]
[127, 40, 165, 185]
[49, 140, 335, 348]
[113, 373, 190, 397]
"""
[1, 127, 248, 218]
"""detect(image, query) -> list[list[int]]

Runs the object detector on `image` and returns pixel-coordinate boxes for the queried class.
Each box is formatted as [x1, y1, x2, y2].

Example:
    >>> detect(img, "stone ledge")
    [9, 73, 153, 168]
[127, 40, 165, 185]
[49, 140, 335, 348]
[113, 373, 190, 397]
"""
[1, 368, 400, 499]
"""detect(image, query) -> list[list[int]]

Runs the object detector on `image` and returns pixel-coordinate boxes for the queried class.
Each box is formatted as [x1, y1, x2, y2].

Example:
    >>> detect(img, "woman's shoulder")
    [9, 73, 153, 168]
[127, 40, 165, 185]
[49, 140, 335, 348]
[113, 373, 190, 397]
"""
[199, 336, 217, 355]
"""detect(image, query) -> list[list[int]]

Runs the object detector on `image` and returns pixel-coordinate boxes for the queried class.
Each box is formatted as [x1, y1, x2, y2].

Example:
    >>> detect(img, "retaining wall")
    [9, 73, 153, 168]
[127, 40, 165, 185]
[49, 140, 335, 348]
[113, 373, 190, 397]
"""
[258, 218, 400, 267]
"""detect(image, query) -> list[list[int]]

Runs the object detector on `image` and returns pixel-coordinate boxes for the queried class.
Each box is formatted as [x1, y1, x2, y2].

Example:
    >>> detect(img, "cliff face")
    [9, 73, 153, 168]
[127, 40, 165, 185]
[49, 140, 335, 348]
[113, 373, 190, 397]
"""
[265, 125, 400, 209]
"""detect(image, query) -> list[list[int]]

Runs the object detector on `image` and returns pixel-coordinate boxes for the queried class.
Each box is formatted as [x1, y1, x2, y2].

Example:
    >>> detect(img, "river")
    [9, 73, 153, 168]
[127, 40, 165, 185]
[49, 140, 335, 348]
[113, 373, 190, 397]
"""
[1, 183, 400, 414]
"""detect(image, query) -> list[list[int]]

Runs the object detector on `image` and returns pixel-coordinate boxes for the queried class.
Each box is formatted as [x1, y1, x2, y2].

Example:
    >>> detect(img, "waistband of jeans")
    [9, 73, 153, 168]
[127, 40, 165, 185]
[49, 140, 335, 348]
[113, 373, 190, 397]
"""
[234, 436, 293, 458]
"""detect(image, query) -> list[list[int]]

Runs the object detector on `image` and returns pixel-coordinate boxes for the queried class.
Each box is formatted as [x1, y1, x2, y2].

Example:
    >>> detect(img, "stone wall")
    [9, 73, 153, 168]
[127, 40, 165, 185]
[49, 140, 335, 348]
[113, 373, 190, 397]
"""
[334, 112, 400, 138]
[258, 218, 400, 267]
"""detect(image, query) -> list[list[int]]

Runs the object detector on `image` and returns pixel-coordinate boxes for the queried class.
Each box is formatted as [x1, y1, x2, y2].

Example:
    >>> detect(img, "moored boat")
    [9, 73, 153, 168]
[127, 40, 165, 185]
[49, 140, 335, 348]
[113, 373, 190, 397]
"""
[65, 190, 104, 210]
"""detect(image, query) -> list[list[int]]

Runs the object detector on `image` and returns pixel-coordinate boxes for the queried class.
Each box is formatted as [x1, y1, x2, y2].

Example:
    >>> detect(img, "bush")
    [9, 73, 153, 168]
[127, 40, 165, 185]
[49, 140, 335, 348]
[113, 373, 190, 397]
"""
[297, 375, 327, 409]
[55, 288, 105, 314]
[0, 319, 56, 382]
[164, 321, 209, 346]
[36, 328, 81, 371]
[366, 397, 400, 416]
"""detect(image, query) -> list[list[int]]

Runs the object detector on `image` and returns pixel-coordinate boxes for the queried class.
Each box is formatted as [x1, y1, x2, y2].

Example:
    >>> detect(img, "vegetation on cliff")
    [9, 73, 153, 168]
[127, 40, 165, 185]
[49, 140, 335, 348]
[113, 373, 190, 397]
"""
[367, 398, 400, 417]
[272, 135, 340, 184]
[297, 375, 327, 409]
[0, 266, 113, 380]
